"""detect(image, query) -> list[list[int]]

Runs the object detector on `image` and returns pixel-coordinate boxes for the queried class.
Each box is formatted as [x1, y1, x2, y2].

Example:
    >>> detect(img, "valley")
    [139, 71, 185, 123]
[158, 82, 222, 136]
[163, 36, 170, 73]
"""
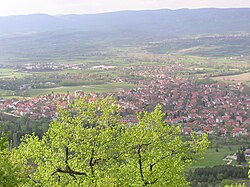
[0, 8, 250, 186]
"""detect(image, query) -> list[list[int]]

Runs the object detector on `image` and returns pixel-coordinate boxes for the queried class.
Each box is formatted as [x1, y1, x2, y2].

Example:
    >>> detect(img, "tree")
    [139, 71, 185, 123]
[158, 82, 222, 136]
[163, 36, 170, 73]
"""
[224, 184, 246, 187]
[236, 151, 246, 164]
[0, 131, 26, 187]
[14, 97, 209, 186]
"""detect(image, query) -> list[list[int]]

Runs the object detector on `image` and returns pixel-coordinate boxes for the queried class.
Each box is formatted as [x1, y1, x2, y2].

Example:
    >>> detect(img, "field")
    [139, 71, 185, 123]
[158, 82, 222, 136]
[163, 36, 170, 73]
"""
[213, 72, 250, 84]
[0, 64, 138, 98]
[192, 145, 240, 168]
[25, 82, 135, 97]
[0, 68, 31, 78]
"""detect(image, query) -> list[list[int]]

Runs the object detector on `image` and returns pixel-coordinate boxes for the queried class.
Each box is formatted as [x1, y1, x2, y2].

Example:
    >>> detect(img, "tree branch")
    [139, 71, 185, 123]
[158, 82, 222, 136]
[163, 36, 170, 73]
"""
[51, 146, 87, 179]
[149, 150, 176, 172]
[28, 175, 41, 185]
[89, 148, 95, 175]
[137, 145, 150, 186]
[51, 168, 86, 177]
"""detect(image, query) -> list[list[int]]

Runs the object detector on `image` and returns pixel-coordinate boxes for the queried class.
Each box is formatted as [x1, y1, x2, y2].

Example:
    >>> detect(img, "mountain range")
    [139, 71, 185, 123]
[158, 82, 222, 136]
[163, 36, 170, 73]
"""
[0, 8, 250, 38]
[0, 8, 250, 64]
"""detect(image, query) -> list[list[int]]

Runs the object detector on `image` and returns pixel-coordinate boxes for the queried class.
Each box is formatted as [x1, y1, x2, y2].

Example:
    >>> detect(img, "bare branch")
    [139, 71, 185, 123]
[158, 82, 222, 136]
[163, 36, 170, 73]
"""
[51, 147, 87, 179]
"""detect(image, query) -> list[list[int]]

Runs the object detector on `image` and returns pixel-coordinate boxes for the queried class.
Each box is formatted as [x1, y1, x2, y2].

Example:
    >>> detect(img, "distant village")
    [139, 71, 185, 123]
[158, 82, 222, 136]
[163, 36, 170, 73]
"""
[17, 63, 115, 72]
[0, 64, 250, 138]
[117, 65, 250, 138]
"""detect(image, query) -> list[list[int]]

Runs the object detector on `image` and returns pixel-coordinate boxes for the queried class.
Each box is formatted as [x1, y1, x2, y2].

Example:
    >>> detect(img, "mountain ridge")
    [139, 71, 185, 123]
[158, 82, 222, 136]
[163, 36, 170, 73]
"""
[0, 8, 250, 37]
[1, 8, 250, 64]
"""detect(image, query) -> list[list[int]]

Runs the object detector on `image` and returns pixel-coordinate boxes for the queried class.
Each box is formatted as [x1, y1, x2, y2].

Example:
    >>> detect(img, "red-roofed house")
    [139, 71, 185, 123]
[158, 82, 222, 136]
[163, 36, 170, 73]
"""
[220, 128, 227, 137]
[182, 127, 192, 135]
[231, 128, 247, 137]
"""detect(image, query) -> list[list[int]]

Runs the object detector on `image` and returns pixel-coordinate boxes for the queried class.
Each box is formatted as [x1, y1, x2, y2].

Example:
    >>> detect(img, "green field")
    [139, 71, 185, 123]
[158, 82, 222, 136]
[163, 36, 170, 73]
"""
[192, 145, 239, 168]
[25, 82, 135, 97]
[0, 68, 31, 79]
[0, 89, 13, 96]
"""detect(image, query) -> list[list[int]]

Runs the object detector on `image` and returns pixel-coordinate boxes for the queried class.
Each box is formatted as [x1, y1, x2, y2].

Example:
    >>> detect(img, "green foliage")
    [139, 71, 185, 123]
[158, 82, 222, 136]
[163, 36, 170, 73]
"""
[189, 166, 248, 187]
[224, 183, 246, 187]
[0, 131, 26, 187]
[14, 97, 209, 186]
[249, 160, 250, 181]
[236, 151, 246, 164]
[0, 116, 50, 147]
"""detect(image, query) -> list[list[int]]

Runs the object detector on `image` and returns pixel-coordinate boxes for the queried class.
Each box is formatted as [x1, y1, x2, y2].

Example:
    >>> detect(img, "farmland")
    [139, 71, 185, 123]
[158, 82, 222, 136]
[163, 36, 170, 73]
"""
[0, 68, 31, 79]
[26, 82, 135, 97]
[213, 72, 250, 85]
[1, 49, 250, 98]
[192, 145, 243, 168]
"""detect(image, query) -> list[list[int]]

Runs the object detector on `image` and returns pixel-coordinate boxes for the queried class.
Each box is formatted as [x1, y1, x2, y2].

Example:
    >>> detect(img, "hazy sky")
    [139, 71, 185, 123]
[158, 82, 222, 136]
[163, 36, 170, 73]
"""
[0, 0, 250, 16]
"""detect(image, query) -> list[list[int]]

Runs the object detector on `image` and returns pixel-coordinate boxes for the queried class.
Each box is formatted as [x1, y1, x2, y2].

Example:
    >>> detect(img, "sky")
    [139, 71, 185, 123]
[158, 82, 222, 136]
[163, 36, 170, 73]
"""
[0, 0, 250, 16]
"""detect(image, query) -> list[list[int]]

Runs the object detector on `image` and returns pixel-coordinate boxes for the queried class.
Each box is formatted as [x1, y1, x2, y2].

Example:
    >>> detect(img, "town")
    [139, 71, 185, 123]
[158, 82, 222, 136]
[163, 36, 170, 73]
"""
[1, 64, 249, 138]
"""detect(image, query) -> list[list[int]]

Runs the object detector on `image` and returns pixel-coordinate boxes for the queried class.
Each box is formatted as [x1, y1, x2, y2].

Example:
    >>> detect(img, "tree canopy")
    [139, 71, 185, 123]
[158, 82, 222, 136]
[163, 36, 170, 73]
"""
[0, 131, 26, 187]
[14, 97, 209, 186]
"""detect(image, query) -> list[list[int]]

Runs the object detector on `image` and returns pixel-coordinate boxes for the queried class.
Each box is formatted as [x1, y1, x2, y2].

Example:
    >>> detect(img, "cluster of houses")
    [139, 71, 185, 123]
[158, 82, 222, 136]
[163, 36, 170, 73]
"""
[19, 63, 84, 72]
[117, 65, 250, 137]
[0, 90, 95, 120]
[0, 93, 78, 120]
[0, 64, 250, 138]
[16, 63, 116, 72]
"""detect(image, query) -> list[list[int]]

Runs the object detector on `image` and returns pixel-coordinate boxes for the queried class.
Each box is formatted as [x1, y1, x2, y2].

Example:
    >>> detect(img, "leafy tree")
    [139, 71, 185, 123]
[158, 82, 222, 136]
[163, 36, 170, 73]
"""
[189, 165, 248, 186]
[0, 131, 26, 186]
[14, 97, 209, 186]
[224, 184, 246, 187]
[0, 116, 50, 147]
[236, 151, 246, 164]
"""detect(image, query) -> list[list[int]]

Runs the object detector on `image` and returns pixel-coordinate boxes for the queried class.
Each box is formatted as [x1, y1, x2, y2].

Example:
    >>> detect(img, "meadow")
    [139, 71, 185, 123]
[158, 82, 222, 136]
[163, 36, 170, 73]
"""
[0, 68, 31, 79]
[24, 82, 134, 97]
[192, 146, 236, 168]
[213, 72, 250, 85]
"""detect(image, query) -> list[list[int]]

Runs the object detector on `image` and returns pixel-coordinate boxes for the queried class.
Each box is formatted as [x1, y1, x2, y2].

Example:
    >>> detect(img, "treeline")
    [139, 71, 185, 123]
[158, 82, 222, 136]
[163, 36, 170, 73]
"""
[188, 165, 248, 187]
[60, 79, 107, 86]
[0, 70, 116, 91]
[210, 70, 250, 78]
[0, 116, 50, 147]
[208, 136, 250, 147]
